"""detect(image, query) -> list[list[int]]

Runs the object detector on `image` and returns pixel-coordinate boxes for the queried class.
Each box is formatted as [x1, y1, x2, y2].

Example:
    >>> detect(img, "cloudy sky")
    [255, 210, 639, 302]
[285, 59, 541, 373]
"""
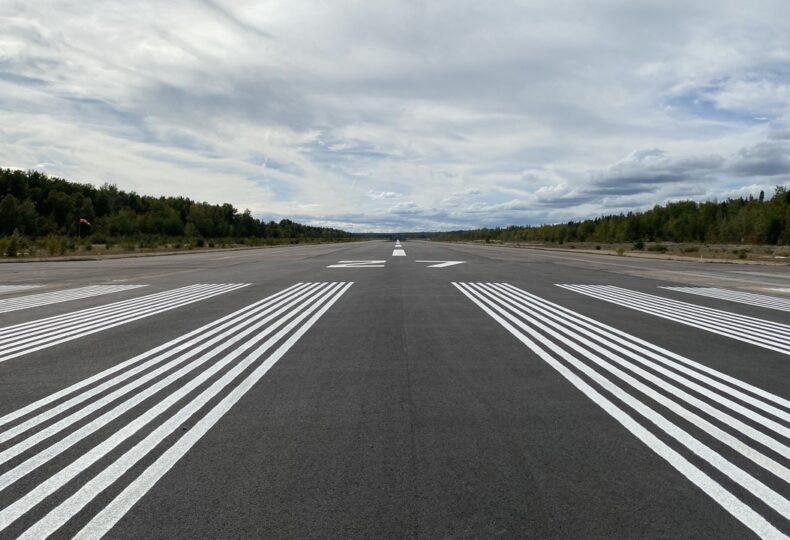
[2, 1, 790, 231]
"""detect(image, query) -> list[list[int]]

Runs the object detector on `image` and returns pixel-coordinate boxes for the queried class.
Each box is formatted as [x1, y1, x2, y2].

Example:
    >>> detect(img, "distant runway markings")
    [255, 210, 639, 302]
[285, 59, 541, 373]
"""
[415, 260, 466, 268]
[558, 285, 790, 356]
[0, 282, 351, 537]
[455, 282, 790, 538]
[0, 285, 43, 294]
[662, 286, 790, 312]
[327, 260, 386, 268]
[0, 283, 249, 364]
[0, 284, 146, 314]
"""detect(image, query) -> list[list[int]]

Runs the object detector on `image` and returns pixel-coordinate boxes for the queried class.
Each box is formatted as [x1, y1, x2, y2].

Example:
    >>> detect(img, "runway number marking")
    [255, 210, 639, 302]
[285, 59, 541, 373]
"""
[326, 260, 386, 268]
[415, 260, 465, 268]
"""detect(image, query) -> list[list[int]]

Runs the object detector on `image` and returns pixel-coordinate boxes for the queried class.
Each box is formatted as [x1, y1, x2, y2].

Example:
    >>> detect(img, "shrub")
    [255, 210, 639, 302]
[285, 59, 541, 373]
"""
[616, 247, 624, 256]
[633, 240, 645, 250]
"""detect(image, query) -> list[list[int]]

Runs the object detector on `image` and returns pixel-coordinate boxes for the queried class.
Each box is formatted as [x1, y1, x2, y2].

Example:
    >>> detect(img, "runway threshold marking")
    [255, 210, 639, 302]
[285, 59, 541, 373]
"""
[454, 282, 789, 538]
[0, 286, 43, 294]
[0, 285, 147, 314]
[0, 282, 352, 538]
[327, 260, 386, 268]
[0, 284, 250, 364]
[661, 286, 790, 313]
[558, 285, 790, 356]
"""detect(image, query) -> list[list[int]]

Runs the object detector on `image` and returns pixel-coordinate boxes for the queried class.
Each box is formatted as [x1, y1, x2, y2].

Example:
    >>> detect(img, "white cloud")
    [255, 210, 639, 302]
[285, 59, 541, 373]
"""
[1, 0, 790, 231]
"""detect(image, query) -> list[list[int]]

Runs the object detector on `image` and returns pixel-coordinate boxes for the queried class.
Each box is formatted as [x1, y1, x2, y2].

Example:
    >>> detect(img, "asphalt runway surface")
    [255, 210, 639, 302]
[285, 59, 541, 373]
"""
[0, 239, 788, 538]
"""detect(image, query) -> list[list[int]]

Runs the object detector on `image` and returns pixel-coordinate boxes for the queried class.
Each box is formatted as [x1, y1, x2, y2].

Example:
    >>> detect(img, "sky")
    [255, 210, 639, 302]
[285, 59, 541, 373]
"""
[2, 1, 790, 232]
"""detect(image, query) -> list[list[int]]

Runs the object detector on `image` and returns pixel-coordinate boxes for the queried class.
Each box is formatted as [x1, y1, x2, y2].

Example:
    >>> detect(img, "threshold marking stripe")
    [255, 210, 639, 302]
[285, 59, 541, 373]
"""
[0, 285, 146, 314]
[662, 287, 790, 313]
[0, 284, 250, 363]
[558, 284, 790, 356]
[0, 286, 43, 294]
[454, 282, 789, 538]
[0, 282, 351, 538]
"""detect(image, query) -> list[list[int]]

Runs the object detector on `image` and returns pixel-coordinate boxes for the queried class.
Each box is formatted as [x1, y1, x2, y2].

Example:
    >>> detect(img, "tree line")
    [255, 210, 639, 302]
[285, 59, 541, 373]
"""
[0, 169, 351, 252]
[431, 187, 790, 245]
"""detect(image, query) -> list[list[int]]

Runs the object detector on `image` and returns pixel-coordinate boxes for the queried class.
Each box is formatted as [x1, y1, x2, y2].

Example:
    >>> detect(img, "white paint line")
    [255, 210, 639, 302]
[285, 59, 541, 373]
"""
[0, 285, 146, 314]
[453, 282, 785, 539]
[483, 284, 790, 472]
[0, 283, 309, 432]
[415, 260, 465, 268]
[392, 249, 406, 256]
[559, 285, 790, 355]
[23, 283, 354, 539]
[466, 282, 790, 518]
[0, 284, 321, 448]
[662, 287, 790, 312]
[0, 284, 250, 363]
[327, 260, 386, 268]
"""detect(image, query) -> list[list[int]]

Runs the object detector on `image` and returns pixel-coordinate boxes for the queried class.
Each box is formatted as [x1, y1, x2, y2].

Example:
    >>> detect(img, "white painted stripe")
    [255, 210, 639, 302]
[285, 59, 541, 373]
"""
[0, 284, 250, 363]
[0, 285, 43, 293]
[72, 282, 353, 540]
[559, 285, 790, 356]
[481, 284, 790, 478]
[0, 284, 330, 484]
[509, 286, 790, 412]
[0, 284, 213, 340]
[0, 285, 228, 360]
[0, 285, 146, 314]
[12, 283, 352, 538]
[500, 284, 790, 423]
[662, 287, 790, 312]
[453, 282, 785, 539]
[392, 249, 406, 256]
[0, 283, 318, 447]
[0, 283, 307, 431]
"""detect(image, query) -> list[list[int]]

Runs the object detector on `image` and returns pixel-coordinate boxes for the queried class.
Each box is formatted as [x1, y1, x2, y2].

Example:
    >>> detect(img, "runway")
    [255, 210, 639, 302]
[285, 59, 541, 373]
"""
[0, 240, 787, 538]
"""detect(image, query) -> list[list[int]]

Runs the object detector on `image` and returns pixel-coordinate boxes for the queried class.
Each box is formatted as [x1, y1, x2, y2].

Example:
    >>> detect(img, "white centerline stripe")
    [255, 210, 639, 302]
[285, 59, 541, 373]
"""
[392, 249, 406, 256]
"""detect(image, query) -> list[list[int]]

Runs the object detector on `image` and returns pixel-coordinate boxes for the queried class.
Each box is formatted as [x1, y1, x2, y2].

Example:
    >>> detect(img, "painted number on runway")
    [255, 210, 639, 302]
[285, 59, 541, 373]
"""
[327, 260, 386, 268]
[415, 260, 465, 268]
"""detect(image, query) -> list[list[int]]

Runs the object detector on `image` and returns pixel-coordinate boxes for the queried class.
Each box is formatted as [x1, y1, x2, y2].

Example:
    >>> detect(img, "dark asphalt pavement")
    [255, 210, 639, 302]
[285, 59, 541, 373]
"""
[0, 240, 788, 538]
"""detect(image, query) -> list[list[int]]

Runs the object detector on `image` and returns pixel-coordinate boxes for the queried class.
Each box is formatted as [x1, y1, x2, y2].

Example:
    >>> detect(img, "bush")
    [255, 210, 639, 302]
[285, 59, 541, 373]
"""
[195, 238, 205, 248]
[633, 240, 644, 250]
[616, 247, 624, 256]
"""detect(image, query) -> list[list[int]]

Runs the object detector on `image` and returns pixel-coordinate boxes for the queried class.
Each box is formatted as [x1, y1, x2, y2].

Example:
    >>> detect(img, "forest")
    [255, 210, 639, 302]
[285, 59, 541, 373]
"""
[431, 186, 790, 246]
[0, 168, 352, 256]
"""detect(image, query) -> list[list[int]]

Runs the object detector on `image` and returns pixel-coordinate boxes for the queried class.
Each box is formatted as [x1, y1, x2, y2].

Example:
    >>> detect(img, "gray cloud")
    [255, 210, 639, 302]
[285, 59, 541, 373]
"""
[1, 1, 790, 230]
